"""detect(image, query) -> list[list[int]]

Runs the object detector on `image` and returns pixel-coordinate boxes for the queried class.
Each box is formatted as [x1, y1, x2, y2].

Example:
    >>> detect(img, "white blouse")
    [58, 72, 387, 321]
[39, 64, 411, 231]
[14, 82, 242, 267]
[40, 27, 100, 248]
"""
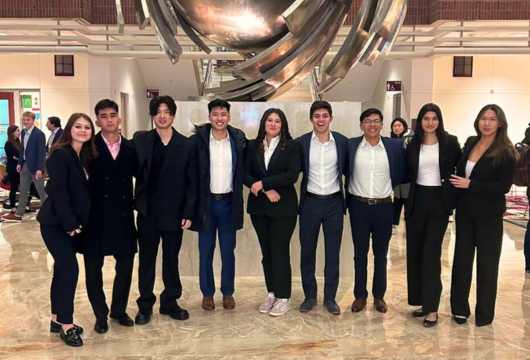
[465, 160, 476, 179]
[417, 143, 442, 186]
[263, 136, 280, 170]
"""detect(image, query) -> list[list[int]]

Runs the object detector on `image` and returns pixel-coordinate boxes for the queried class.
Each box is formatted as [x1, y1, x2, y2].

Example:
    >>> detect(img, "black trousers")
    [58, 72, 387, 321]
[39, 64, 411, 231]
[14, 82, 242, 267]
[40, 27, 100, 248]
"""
[450, 207, 504, 326]
[8, 171, 20, 210]
[393, 196, 405, 226]
[136, 214, 183, 310]
[406, 185, 449, 313]
[250, 215, 297, 299]
[300, 196, 343, 301]
[348, 199, 394, 299]
[84, 254, 135, 320]
[41, 225, 79, 324]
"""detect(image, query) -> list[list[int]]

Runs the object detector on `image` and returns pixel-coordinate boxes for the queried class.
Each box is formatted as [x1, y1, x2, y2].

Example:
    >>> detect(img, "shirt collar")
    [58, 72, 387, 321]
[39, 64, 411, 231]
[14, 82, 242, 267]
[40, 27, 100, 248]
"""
[263, 135, 280, 149]
[101, 133, 122, 147]
[311, 131, 335, 144]
[210, 130, 230, 143]
[360, 135, 384, 149]
[26, 125, 35, 134]
[52, 128, 60, 135]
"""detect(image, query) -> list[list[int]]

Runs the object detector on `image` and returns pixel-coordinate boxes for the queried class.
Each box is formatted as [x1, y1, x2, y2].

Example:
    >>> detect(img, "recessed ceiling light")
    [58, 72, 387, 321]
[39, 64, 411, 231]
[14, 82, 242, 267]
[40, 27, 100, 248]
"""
[0, 33, 6, 36]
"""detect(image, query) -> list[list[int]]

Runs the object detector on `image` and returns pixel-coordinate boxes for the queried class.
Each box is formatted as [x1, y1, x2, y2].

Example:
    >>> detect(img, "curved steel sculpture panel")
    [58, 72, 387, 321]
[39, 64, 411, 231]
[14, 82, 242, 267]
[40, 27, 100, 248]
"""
[131, 0, 408, 101]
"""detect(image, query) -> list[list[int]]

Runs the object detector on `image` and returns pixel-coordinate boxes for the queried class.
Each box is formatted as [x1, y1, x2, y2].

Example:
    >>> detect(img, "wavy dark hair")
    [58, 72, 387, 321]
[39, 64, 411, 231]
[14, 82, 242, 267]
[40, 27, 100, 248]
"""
[47, 113, 98, 171]
[474, 104, 518, 164]
[390, 118, 408, 138]
[409, 103, 447, 156]
[256, 108, 291, 154]
[7, 125, 21, 151]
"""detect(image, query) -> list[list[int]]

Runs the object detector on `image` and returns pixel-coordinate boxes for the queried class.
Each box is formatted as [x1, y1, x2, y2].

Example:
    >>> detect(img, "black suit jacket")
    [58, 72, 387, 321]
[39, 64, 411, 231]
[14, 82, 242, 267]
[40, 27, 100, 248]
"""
[82, 133, 137, 257]
[37, 145, 90, 232]
[133, 128, 198, 231]
[4, 141, 20, 174]
[244, 138, 301, 217]
[456, 136, 516, 217]
[296, 131, 348, 215]
[405, 134, 462, 216]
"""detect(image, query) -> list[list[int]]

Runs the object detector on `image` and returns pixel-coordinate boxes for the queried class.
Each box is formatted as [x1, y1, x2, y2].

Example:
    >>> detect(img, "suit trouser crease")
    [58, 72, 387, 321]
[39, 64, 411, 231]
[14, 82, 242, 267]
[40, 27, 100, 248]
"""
[137, 214, 183, 310]
[450, 208, 503, 325]
[41, 225, 79, 324]
[300, 196, 343, 301]
[198, 197, 237, 297]
[251, 215, 297, 299]
[16, 165, 47, 216]
[405, 185, 448, 313]
[84, 254, 135, 320]
[349, 200, 394, 299]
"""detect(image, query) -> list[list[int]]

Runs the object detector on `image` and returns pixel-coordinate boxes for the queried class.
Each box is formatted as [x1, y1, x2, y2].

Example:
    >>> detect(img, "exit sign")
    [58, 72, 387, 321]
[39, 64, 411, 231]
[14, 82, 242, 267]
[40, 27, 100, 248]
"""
[386, 81, 402, 91]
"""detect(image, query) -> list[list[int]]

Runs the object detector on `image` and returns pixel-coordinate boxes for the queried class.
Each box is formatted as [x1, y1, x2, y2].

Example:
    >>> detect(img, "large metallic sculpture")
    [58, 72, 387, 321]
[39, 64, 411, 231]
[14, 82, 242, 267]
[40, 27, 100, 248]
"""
[127, 0, 407, 101]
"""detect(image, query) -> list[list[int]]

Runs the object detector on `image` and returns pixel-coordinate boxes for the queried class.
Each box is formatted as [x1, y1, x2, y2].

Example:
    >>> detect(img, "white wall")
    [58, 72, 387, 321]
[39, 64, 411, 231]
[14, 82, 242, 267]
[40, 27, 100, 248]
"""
[433, 55, 530, 144]
[362, 59, 412, 134]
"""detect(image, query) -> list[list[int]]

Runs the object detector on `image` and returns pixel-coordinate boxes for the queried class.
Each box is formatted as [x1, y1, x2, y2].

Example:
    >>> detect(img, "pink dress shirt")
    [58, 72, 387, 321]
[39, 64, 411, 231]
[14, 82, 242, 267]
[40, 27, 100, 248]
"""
[102, 134, 121, 160]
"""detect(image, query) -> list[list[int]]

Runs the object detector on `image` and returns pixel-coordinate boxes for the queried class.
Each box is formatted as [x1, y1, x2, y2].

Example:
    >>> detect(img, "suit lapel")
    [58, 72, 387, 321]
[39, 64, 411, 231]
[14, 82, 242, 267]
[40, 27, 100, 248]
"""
[349, 137, 362, 178]
[230, 135, 237, 174]
[439, 142, 447, 176]
[66, 144, 88, 185]
[332, 131, 342, 175]
[144, 130, 155, 172]
[303, 135, 311, 175]
[159, 129, 181, 180]
[257, 146, 267, 176]
[267, 143, 283, 175]
[381, 137, 395, 181]
[458, 137, 478, 176]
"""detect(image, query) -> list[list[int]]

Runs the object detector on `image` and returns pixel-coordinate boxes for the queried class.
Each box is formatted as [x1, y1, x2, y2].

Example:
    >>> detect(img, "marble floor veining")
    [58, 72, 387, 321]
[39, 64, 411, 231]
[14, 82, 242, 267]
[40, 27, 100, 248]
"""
[1, 211, 530, 359]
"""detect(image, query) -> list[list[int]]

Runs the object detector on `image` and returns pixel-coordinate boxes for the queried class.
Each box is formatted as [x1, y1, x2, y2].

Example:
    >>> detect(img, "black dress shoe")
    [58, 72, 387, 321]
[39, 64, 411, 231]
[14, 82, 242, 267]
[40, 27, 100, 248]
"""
[94, 319, 109, 334]
[135, 309, 153, 325]
[412, 309, 425, 318]
[160, 304, 189, 321]
[299, 298, 317, 312]
[110, 313, 134, 327]
[453, 315, 468, 325]
[50, 321, 84, 335]
[323, 300, 341, 315]
[423, 314, 438, 327]
[60, 327, 83, 347]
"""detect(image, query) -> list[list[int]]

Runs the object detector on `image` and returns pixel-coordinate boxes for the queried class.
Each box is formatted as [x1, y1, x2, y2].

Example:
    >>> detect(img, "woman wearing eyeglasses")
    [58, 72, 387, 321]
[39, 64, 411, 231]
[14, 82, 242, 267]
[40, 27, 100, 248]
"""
[404, 103, 461, 327]
[449, 104, 517, 327]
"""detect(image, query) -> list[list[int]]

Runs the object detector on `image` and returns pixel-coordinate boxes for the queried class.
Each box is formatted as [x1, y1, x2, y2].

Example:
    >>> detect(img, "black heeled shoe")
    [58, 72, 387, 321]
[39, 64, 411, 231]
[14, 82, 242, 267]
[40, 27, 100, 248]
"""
[423, 314, 438, 327]
[453, 315, 468, 325]
[59, 327, 83, 347]
[50, 321, 84, 334]
[412, 308, 425, 318]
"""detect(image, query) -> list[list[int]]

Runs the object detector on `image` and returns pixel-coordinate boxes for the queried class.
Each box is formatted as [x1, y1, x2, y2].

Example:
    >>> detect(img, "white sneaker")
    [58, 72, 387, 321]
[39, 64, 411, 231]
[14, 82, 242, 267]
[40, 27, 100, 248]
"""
[392, 225, 397, 235]
[259, 296, 276, 314]
[269, 299, 291, 317]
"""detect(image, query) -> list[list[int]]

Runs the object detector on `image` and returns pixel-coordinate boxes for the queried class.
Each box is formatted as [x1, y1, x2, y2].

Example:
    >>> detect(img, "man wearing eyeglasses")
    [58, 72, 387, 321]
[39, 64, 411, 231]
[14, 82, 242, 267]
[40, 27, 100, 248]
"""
[346, 108, 407, 314]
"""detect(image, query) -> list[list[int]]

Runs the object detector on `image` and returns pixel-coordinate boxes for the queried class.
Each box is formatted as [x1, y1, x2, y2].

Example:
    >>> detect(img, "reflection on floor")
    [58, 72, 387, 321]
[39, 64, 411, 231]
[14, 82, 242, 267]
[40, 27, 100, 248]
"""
[1, 212, 530, 359]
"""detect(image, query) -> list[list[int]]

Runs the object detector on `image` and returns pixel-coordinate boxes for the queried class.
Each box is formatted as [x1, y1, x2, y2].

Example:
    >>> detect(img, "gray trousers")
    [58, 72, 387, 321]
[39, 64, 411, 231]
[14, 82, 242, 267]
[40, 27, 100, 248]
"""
[15, 165, 47, 216]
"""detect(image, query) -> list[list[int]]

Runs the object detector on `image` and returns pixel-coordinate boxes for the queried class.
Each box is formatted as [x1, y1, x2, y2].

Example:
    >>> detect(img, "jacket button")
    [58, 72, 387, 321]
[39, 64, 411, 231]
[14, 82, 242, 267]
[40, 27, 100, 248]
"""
[104, 194, 108, 198]
[442, 179, 445, 183]
[105, 176, 109, 180]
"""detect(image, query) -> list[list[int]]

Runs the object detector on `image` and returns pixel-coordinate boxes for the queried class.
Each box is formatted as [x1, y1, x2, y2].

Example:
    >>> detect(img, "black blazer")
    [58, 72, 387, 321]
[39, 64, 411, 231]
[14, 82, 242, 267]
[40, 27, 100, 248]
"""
[37, 145, 90, 232]
[456, 136, 516, 217]
[4, 141, 20, 174]
[405, 134, 462, 216]
[296, 131, 348, 215]
[82, 133, 137, 257]
[190, 124, 247, 232]
[244, 138, 301, 217]
[133, 128, 198, 231]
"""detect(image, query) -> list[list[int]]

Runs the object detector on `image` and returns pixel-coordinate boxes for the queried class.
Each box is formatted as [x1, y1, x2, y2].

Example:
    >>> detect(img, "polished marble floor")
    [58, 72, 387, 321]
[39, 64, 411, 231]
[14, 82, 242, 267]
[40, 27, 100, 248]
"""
[1, 211, 530, 360]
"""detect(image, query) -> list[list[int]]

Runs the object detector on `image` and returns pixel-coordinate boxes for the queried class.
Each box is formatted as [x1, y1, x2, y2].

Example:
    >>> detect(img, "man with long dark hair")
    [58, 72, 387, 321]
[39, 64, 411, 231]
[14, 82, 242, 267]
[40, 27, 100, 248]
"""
[81, 99, 137, 334]
[133, 95, 198, 325]
[190, 99, 247, 311]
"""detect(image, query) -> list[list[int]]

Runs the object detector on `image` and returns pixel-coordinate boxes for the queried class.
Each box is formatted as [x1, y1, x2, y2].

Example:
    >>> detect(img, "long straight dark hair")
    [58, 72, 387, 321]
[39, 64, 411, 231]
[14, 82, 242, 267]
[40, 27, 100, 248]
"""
[256, 108, 291, 154]
[409, 103, 447, 156]
[47, 113, 98, 171]
[474, 104, 518, 164]
[7, 125, 20, 150]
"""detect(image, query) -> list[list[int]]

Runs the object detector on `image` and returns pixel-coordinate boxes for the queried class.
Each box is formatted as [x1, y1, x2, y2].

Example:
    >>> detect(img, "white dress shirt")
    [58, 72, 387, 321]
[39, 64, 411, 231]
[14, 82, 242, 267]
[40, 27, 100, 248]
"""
[417, 143, 442, 186]
[349, 136, 392, 198]
[264, 135, 280, 170]
[307, 131, 340, 195]
[23, 125, 34, 160]
[209, 131, 233, 194]
[48, 128, 59, 151]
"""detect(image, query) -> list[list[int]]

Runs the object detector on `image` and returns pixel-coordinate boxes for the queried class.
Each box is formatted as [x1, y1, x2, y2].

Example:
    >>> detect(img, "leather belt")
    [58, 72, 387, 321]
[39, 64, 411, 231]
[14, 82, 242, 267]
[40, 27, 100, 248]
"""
[353, 195, 392, 205]
[211, 192, 233, 201]
[307, 191, 341, 200]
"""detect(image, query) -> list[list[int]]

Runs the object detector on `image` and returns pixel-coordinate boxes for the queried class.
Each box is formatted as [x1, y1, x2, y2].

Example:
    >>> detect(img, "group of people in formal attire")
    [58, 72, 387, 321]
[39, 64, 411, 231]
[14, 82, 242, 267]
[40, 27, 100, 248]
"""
[2, 96, 518, 347]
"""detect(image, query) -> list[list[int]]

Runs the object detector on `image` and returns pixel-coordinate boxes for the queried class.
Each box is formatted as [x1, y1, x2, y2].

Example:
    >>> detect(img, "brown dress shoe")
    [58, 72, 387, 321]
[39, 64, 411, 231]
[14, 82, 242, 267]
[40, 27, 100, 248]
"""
[351, 298, 367, 312]
[222, 295, 235, 310]
[374, 298, 388, 313]
[202, 296, 215, 311]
